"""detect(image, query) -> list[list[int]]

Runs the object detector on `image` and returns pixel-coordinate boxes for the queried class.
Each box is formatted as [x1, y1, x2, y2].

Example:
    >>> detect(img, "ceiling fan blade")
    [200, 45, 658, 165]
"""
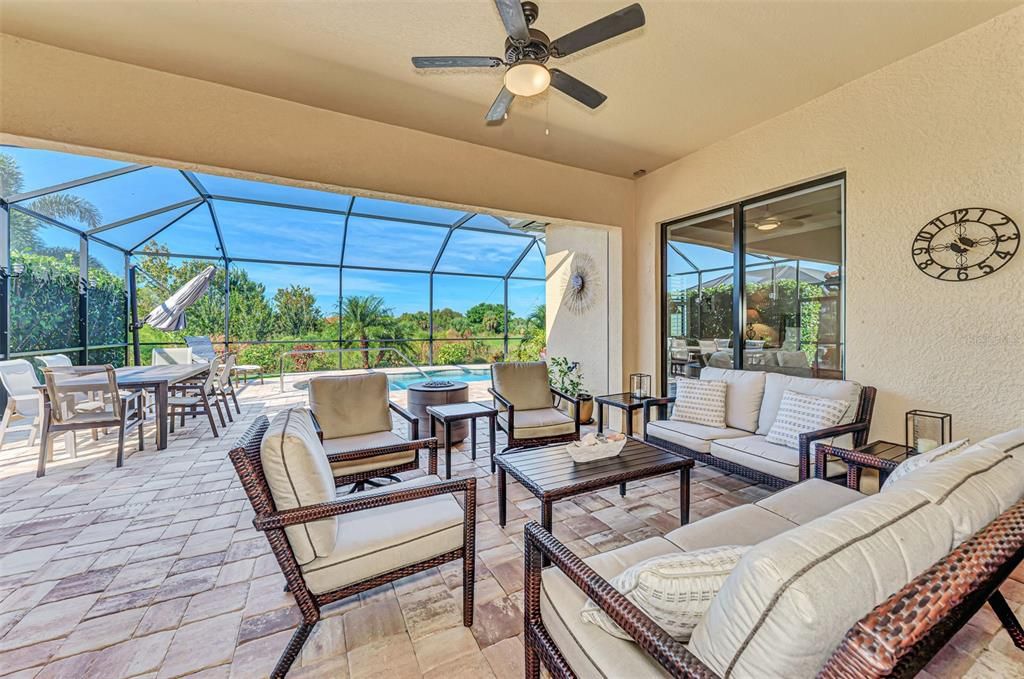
[485, 87, 516, 122]
[412, 56, 504, 69]
[494, 0, 531, 43]
[549, 69, 607, 109]
[550, 3, 646, 58]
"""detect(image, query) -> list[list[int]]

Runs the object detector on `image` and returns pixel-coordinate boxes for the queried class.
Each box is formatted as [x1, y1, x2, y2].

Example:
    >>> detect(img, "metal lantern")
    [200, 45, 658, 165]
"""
[630, 373, 651, 399]
[905, 410, 952, 453]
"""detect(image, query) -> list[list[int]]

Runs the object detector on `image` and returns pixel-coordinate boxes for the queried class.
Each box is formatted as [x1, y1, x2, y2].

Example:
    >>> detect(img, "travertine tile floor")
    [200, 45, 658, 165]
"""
[0, 377, 1021, 678]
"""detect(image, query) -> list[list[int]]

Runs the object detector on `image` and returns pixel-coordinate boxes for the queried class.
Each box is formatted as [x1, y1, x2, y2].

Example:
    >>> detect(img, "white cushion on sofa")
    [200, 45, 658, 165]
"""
[671, 379, 728, 428]
[880, 438, 970, 491]
[883, 443, 1024, 544]
[764, 390, 851, 449]
[975, 427, 1024, 459]
[699, 368, 766, 433]
[755, 373, 861, 435]
[709, 435, 845, 483]
[646, 420, 750, 454]
[581, 545, 750, 642]
[260, 408, 338, 565]
[666, 505, 797, 551]
[541, 537, 679, 678]
[754, 479, 865, 525]
[688, 488, 956, 679]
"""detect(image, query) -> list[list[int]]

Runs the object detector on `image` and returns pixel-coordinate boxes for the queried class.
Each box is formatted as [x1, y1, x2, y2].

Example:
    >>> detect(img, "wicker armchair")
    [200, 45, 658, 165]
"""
[229, 412, 476, 678]
[489, 361, 580, 452]
[308, 373, 433, 492]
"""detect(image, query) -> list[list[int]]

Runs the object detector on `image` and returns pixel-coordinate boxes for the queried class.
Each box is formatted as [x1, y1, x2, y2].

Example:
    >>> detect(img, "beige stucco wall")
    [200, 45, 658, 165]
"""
[630, 7, 1024, 443]
[0, 35, 632, 232]
[546, 225, 624, 414]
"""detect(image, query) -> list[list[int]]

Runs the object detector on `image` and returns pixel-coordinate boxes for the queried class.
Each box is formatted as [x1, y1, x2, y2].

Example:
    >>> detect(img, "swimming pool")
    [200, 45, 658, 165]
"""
[388, 368, 491, 390]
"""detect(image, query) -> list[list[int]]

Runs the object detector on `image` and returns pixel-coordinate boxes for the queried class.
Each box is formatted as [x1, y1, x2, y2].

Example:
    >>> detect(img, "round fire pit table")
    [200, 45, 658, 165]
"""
[406, 380, 469, 446]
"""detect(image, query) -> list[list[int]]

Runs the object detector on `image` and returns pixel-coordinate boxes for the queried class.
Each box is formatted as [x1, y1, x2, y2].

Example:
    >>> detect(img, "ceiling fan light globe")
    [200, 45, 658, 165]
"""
[504, 60, 550, 96]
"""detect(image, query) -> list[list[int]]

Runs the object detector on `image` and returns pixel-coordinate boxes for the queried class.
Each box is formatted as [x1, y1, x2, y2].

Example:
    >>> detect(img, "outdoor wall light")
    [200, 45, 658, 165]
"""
[504, 60, 551, 97]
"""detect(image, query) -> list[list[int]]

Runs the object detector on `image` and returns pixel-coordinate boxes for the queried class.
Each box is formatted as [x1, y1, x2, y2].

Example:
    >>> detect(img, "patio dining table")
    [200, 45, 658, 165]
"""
[35, 363, 210, 451]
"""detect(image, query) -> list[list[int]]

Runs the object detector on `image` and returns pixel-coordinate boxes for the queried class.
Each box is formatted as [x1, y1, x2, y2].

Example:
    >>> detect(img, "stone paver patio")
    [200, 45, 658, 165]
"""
[0, 376, 1021, 678]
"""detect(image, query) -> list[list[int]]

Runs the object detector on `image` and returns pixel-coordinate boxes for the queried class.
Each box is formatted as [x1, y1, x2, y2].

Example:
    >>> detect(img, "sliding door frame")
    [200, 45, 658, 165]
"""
[658, 172, 846, 395]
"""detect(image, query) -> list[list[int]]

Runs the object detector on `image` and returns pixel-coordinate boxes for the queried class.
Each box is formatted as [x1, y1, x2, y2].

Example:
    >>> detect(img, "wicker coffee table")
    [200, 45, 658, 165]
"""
[496, 438, 694, 533]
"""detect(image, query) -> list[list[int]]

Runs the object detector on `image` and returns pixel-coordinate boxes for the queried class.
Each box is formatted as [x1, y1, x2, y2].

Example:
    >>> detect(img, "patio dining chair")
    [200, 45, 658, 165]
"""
[151, 347, 193, 365]
[37, 365, 144, 476]
[215, 353, 241, 421]
[0, 359, 42, 448]
[489, 361, 580, 452]
[36, 354, 72, 368]
[229, 410, 475, 678]
[185, 335, 219, 362]
[308, 373, 433, 492]
[168, 356, 224, 438]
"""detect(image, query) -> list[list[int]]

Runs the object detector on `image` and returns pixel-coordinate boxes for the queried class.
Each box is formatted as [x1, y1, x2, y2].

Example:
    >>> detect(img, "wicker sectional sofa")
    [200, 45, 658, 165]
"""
[644, 368, 876, 488]
[524, 428, 1024, 678]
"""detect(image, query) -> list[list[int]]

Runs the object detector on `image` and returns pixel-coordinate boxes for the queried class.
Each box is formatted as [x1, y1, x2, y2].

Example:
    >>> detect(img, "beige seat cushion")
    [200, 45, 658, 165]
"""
[499, 407, 575, 439]
[300, 475, 464, 594]
[665, 504, 797, 551]
[884, 443, 1024, 544]
[645, 420, 749, 454]
[699, 368, 766, 433]
[540, 537, 679, 678]
[711, 435, 844, 483]
[975, 427, 1024, 459]
[754, 479, 864, 525]
[688, 488, 955, 679]
[323, 430, 418, 476]
[755, 373, 861, 435]
[309, 374, 392, 439]
[491, 362, 552, 411]
[260, 408, 338, 565]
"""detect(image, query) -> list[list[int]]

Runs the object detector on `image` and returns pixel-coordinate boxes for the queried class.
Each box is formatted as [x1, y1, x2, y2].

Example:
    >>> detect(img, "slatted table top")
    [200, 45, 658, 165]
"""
[496, 438, 692, 501]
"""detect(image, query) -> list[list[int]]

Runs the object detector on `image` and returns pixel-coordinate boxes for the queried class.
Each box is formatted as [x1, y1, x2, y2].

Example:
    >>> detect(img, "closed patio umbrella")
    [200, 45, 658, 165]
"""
[130, 265, 216, 365]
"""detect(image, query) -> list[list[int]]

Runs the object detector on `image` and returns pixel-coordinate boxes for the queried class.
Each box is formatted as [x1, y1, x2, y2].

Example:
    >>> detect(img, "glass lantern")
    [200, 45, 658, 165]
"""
[905, 410, 952, 453]
[629, 373, 651, 399]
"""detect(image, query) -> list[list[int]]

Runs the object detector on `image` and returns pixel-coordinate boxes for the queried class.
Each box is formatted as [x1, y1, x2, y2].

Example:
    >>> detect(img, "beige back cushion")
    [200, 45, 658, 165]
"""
[699, 368, 766, 433]
[884, 441, 1024, 544]
[491, 362, 552, 411]
[688, 488, 955, 678]
[260, 408, 339, 565]
[756, 373, 861, 435]
[309, 374, 391, 439]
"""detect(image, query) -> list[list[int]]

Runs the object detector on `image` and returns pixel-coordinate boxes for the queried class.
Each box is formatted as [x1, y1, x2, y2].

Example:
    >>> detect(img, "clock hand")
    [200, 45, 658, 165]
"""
[957, 236, 977, 247]
[949, 242, 969, 255]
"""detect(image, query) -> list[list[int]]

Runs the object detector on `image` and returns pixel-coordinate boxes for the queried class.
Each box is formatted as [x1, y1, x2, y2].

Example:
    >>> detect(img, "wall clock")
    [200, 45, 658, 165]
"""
[912, 207, 1019, 281]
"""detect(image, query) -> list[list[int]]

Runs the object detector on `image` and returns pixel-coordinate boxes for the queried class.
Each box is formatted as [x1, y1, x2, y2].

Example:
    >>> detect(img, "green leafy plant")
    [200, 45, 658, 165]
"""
[436, 342, 470, 365]
[548, 356, 588, 397]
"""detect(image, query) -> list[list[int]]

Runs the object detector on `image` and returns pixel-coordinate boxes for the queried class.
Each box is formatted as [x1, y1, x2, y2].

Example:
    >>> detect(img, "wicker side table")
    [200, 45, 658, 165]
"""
[817, 440, 915, 491]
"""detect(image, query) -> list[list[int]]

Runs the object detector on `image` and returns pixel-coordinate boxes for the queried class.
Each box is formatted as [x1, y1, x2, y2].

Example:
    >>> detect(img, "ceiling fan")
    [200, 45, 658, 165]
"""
[412, 1, 645, 122]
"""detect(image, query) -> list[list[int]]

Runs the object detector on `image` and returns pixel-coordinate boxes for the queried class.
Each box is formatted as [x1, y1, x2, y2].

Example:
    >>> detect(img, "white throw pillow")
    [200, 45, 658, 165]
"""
[764, 389, 850, 449]
[671, 379, 728, 429]
[581, 545, 749, 642]
[881, 438, 971, 491]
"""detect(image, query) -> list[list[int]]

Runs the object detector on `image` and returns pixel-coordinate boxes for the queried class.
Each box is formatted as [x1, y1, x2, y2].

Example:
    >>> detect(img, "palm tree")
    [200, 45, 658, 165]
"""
[527, 303, 546, 330]
[341, 295, 393, 369]
[0, 151, 103, 231]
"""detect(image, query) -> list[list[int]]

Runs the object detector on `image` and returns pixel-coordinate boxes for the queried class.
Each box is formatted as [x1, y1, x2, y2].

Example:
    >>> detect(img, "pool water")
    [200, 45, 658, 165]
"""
[388, 368, 491, 390]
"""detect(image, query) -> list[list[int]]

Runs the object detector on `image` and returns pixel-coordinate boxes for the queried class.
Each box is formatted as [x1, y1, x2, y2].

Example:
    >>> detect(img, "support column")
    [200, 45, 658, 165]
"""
[79, 235, 89, 364]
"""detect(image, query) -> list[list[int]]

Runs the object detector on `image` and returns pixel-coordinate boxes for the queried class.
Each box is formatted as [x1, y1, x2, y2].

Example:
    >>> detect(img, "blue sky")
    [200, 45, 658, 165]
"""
[4, 144, 547, 318]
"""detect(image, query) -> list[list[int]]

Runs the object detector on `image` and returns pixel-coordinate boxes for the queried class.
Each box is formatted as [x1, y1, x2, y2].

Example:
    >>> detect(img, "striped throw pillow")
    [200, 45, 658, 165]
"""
[881, 438, 971, 491]
[764, 390, 850, 450]
[581, 545, 750, 642]
[671, 379, 728, 428]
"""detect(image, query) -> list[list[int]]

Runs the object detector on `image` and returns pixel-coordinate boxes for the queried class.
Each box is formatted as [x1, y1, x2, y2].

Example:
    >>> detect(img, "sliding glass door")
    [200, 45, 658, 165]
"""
[661, 176, 844, 392]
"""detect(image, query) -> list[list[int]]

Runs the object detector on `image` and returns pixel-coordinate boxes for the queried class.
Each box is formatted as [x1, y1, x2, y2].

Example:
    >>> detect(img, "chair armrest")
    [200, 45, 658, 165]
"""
[488, 387, 515, 434]
[799, 421, 870, 480]
[326, 437, 440, 477]
[487, 387, 513, 411]
[643, 397, 676, 431]
[550, 387, 581, 429]
[389, 400, 419, 439]
[254, 476, 474, 531]
[308, 409, 324, 443]
[523, 522, 719, 678]
[818, 444, 901, 491]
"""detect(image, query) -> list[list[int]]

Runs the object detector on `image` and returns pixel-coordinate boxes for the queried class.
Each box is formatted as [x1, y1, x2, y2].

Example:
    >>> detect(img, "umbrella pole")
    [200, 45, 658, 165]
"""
[129, 265, 142, 366]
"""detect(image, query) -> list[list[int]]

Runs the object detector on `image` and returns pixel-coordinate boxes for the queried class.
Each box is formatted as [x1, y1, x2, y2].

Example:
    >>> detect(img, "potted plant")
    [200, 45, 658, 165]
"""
[548, 356, 594, 424]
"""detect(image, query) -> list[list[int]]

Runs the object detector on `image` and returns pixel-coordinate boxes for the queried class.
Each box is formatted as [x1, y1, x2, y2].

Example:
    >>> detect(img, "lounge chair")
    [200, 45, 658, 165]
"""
[489, 361, 580, 452]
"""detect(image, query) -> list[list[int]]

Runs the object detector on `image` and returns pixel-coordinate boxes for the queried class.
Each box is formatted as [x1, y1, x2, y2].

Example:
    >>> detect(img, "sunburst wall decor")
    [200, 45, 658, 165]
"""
[562, 252, 599, 315]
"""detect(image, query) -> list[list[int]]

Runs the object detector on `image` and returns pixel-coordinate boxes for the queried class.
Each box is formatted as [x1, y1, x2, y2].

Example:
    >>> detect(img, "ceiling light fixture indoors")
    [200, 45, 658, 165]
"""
[755, 218, 781, 231]
[503, 60, 551, 96]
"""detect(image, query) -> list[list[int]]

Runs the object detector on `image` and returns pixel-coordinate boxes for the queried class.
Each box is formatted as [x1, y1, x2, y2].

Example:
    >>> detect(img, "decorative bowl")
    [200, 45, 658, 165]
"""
[566, 437, 627, 463]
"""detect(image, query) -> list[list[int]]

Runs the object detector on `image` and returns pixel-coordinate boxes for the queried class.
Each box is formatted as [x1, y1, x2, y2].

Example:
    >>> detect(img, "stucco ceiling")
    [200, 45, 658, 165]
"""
[0, 0, 1018, 177]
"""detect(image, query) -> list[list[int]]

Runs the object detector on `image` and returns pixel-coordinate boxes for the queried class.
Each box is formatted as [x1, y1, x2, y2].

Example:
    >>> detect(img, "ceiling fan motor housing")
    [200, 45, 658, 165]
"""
[506, 28, 551, 64]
